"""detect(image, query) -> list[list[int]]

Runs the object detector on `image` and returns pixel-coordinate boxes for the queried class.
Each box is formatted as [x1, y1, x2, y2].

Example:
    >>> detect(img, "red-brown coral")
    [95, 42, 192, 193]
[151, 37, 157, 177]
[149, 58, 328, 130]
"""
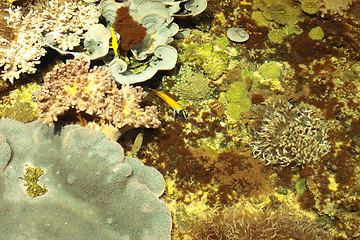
[36, 58, 160, 129]
[112, 6, 147, 52]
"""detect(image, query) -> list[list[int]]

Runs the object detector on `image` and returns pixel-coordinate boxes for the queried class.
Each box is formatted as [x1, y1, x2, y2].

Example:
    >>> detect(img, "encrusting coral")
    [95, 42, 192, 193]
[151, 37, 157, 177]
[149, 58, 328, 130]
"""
[248, 98, 331, 166]
[0, 0, 100, 82]
[36, 58, 161, 130]
[0, 119, 172, 239]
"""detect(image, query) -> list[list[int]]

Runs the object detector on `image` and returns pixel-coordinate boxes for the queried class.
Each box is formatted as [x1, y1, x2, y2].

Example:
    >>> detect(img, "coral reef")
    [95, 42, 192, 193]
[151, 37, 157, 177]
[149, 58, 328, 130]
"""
[177, 30, 229, 80]
[36, 58, 161, 129]
[219, 69, 252, 121]
[308, 26, 324, 41]
[249, 99, 331, 166]
[0, 82, 41, 123]
[321, 0, 354, 15]
[191, 204, 331, 239]
[0, 0, 99, 82]
[0, 119, 171, 239]
[252, 0, 305, 27]
[169, 65, 213, 102]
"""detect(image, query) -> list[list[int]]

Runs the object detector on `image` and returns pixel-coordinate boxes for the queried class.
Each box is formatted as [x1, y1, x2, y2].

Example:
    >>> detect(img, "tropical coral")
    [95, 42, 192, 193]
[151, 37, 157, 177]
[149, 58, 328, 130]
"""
[0, 119, 172, 239]
[191, 204, 331, 239]
[321, 0, 354, 15]
[248, 99, 331, 166]
[169, 65, 213, 101]
[0, 82, 41, 123]
[0, 0, 99, 82]
[36, 58, 161, 129]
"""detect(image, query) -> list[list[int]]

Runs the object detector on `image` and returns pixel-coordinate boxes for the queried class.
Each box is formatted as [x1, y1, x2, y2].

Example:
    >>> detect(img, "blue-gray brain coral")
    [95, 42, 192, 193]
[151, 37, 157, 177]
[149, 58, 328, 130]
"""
[0, 119, 171, 239]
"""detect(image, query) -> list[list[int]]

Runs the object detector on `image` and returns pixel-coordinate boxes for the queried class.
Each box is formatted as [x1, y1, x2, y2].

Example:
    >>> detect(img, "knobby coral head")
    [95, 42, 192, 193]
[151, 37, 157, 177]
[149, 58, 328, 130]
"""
[36, 58, 161, 129]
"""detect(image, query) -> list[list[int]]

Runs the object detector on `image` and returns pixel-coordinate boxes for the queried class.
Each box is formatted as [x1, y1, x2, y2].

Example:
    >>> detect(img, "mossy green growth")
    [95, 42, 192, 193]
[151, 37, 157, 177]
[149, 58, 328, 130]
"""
[19, 165, 48, 198]
[258, 61, 282, 79]
[219, 80, 251, 121]
[215, 35, 230, 50]
[0, 82, 41, 123]
[180, 41, 228, 80]
[308, 26, 324, 41]
[295, 178, 307, 196]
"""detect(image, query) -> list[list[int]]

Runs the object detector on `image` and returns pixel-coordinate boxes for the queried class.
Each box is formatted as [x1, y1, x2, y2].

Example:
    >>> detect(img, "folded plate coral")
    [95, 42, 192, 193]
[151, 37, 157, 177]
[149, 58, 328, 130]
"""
[0, 119, 172, 239]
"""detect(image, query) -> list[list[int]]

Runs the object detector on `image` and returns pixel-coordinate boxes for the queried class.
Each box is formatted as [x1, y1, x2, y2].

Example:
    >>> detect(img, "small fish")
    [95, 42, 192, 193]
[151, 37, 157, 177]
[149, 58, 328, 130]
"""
[131, 130, 144, 156]
[109, 27, 119, 56]
[150, 88, 187, 119]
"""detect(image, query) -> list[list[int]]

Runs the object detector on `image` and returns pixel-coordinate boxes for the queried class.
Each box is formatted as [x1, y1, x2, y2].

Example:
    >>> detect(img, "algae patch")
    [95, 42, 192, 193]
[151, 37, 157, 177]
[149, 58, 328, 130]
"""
[219, 80, 251, 121]
[19, 165, 48, 198]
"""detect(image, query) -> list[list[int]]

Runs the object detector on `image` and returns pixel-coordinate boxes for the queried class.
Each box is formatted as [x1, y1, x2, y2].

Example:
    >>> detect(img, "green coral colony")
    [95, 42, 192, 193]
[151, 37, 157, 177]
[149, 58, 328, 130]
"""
[1, 0, 360, 239]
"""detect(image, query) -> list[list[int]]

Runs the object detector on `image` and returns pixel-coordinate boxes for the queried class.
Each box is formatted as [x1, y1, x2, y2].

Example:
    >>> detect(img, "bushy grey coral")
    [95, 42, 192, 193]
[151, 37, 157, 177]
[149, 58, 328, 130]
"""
[0, 119, 171, 239]
[249, 99, 331, 166]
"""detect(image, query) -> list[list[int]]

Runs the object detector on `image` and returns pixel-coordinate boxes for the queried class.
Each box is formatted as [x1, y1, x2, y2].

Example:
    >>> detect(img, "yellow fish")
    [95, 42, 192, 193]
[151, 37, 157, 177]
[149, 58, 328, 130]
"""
[150, 88, 187, 119]
[109, 27, 119, 56]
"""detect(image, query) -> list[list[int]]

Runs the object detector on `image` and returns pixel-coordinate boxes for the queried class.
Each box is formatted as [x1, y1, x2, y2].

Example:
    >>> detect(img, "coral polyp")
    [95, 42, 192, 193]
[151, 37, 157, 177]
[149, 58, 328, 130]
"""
[249, 99, 331, 166]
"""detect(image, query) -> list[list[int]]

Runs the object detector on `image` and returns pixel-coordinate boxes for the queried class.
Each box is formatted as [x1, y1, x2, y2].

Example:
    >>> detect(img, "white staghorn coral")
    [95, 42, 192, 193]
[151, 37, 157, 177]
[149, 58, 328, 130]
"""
[0, 0, 100, 82]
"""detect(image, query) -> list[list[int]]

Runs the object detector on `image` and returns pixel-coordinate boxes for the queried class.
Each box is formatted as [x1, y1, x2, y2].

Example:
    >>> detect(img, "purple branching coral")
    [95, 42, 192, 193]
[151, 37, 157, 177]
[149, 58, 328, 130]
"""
[249, 99, 330, 166]
[36, 58, 161, 129]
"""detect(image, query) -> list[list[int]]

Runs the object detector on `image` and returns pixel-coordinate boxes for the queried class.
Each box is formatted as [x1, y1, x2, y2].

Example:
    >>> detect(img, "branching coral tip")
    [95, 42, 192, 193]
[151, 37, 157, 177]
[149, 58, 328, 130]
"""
[150, 88, 187, 119]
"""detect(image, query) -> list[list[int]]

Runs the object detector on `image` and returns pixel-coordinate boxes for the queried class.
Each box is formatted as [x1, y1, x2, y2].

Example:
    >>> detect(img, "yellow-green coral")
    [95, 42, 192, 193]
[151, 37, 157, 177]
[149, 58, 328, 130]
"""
[258, 61, 283, 79]
[179, 32, 229, 79]
[0, 82, 41, 123]
[170, 65, 212, 101]
[19, 165, 48, 198]
[253, 0, 304, 27]
[219, 80, 251, 121]
[300, 0, 320, 15]
[308, 26, 324, 41]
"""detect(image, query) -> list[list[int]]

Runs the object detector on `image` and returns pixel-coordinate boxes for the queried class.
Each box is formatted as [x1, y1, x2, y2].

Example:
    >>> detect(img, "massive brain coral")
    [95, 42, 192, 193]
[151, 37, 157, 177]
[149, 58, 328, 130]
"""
[0, 119, 172, 239]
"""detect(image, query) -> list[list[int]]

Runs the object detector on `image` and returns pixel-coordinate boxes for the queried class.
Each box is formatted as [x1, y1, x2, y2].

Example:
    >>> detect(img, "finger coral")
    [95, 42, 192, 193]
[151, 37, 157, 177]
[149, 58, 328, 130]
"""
[36, 58, 161, 129]
[249, 99, 331, 166]
[0, 0, 100, 82]
[0, 119, 171, 239]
